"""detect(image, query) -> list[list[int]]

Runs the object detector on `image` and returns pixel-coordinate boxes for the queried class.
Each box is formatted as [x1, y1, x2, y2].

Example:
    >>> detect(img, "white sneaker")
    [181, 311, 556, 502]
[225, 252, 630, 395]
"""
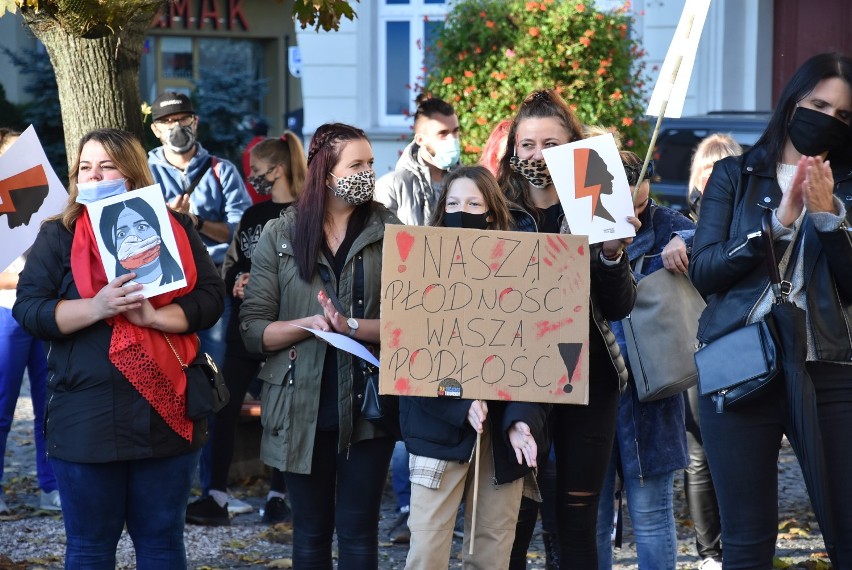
[0, 495, 9, 514]
[39, 490, 62, 512]
[699, 559, 722, 570]
[226, 495, 252, 515]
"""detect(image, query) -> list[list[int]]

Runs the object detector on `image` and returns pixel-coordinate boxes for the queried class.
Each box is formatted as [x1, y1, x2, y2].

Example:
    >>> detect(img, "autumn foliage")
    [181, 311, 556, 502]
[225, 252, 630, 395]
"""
[421, 0, 649, 160]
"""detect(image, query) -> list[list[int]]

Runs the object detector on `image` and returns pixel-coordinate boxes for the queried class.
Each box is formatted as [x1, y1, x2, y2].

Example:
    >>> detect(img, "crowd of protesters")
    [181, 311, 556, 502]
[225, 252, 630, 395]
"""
[2, 50, 852, 570]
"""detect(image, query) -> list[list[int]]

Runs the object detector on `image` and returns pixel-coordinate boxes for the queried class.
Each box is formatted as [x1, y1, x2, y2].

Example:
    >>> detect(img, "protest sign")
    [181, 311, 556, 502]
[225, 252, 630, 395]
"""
[87, 184, 188, 298]
[542, 133, 636, 244]
[0, 126, 69, 271]
[380, 225, 590, 405]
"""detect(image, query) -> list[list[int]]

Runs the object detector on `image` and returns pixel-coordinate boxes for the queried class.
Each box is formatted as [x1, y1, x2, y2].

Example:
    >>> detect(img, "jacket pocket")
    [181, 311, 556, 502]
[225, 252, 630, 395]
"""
[258, 347, 296, 433]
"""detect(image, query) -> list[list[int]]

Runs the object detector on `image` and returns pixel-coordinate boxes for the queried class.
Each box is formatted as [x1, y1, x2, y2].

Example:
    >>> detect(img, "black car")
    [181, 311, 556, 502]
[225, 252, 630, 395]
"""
[651, 112, 770, 211]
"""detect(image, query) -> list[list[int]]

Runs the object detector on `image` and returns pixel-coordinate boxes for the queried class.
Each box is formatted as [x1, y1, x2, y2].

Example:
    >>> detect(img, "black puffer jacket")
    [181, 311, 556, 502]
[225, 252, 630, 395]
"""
[690, 147, 852, 362]
[13, 213, 225, 462]
[400, 397, 548, 485]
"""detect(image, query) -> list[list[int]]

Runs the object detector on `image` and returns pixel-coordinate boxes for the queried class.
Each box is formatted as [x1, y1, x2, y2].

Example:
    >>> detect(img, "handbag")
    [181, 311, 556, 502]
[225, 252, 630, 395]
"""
[621, 255, 706, 402]
[694, 208, 797, 413]
[165, 334, 230, 421]
[317, 258, 402, 440]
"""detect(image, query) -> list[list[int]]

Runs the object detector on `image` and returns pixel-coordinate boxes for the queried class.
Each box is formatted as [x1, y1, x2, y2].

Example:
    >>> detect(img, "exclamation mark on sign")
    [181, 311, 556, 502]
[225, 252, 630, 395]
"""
[396, 230, 415, 273]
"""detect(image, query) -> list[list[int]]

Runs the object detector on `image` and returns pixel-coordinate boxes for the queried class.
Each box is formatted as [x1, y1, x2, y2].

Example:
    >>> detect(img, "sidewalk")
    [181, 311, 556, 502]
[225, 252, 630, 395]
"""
[0, 378, 831, 569]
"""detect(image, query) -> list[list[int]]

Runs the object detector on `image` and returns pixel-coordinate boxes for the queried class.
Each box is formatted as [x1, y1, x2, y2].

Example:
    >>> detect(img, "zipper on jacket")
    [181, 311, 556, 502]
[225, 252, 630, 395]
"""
[728, 230, 763, 257]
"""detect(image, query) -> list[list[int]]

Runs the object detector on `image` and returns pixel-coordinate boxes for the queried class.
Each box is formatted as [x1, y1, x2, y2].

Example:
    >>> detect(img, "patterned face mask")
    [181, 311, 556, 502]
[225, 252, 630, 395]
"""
[248, 167, 276, 196]
[328, 169, 375, 205]
[510, 156, 553, 189]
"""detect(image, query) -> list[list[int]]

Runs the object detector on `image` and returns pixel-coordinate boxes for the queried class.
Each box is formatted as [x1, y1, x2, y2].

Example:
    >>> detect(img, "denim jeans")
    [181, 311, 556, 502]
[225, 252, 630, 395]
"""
[596, 453, 677, 569]
[51, 450, 200, 570]
[197, 295, 230, 495]
[0, 307, 56, 494]
[391, 440, 410, 511]
[284, 430, 394, 570]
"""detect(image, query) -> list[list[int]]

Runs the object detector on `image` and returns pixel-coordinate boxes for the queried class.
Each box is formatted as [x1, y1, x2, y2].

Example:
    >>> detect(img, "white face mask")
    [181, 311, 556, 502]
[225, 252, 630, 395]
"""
[75, 178, 127, 204]
[427, 137, 461, 170]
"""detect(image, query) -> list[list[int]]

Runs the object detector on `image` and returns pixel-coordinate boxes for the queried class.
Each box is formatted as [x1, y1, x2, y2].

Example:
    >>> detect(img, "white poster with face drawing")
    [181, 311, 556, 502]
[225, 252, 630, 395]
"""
[542, 133, 636, 244]
[87, 184, 187, 298]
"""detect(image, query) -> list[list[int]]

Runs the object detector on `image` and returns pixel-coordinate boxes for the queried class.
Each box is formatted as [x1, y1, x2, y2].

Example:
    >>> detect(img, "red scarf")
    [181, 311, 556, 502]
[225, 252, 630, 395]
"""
[71, 208, 199, 442]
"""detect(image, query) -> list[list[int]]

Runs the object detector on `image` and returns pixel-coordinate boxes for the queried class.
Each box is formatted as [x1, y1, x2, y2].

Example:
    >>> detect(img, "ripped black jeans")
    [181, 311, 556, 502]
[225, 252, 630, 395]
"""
[550, 374, 619, 568]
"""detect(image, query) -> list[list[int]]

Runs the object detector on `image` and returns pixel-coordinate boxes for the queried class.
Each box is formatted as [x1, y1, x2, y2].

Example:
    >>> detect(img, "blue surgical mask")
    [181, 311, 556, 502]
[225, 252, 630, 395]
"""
[75, 178, 128, 204]
[428, 138, 461, 170]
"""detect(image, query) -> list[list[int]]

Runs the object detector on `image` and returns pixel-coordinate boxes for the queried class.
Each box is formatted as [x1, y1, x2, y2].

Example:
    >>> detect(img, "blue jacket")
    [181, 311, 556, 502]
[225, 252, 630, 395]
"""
[610, 200, 693, 480]
[148, 143, 251, 265]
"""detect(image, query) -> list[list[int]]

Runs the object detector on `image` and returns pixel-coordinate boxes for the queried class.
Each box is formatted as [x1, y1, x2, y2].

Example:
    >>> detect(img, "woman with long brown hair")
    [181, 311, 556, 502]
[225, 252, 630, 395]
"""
[13, 128, 224, 567]
[240, 123, 399, 568]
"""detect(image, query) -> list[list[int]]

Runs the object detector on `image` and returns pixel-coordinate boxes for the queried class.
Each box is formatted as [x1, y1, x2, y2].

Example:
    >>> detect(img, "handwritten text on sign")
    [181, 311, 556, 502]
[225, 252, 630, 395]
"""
[380, 226, 590, 404]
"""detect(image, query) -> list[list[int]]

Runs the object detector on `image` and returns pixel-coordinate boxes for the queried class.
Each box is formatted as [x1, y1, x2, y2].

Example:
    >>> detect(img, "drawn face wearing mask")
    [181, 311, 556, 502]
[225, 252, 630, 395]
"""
[114, 206, 162, 283]
[442, 176, 490, 230]
[327, 138, 375, 206]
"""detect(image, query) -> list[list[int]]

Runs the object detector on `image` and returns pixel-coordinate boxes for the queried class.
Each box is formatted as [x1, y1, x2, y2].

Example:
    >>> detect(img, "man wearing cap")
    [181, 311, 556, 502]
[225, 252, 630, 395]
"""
[148, 91, 251, 516]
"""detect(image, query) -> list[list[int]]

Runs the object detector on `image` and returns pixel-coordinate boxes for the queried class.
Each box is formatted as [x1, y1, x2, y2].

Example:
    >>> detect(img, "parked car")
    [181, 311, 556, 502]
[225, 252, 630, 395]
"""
[651, 112, 770, 211]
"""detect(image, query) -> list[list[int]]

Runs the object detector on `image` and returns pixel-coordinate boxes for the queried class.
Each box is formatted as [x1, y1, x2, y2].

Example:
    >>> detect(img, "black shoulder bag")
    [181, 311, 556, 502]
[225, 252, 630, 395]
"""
[317, 259, 401, 440]
[694, 209, 799, 412]
[164, 333, 230, 421]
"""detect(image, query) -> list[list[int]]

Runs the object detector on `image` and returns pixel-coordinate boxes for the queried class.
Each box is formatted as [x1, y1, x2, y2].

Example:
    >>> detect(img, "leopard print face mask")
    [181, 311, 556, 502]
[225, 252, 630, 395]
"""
[328, 169, 375, 205]
[509, 156, 553, 189]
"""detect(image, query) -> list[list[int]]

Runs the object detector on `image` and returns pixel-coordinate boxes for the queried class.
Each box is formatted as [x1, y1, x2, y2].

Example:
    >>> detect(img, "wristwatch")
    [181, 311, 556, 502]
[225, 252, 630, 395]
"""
[346, 317, 359, 338]
[195, 216, 205, 232]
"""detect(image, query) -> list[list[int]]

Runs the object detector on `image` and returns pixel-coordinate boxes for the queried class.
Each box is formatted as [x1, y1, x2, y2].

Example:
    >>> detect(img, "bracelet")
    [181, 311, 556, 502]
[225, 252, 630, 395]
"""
[195, 216, 205, 232]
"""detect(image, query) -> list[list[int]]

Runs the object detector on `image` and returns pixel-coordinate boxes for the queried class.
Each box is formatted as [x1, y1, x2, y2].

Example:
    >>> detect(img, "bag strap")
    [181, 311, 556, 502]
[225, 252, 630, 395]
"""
[185, 157, 213, 197]
[316, 255, 366, 318]
[163, 333, 187, 370]
[761, 209, 804, 303]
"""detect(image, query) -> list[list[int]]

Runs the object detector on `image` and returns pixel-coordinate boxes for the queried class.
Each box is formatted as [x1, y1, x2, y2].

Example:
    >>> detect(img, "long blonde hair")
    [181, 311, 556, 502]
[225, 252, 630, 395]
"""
[688, 133, 742, 192]
[56, 129, 154, 230]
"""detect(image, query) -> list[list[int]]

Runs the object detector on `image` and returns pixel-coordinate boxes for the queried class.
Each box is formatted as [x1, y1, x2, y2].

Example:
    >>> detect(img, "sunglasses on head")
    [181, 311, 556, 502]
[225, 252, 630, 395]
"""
[623, 159, 655, 186]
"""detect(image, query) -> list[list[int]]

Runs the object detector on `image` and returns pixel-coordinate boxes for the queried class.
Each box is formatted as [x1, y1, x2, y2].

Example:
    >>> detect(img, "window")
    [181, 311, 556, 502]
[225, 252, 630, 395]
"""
[378, 0, 449, 127]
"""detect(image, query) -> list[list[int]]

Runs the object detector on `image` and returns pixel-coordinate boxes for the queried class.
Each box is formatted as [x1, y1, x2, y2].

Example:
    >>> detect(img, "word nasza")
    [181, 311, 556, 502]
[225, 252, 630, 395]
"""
[412, 234, 547, 281]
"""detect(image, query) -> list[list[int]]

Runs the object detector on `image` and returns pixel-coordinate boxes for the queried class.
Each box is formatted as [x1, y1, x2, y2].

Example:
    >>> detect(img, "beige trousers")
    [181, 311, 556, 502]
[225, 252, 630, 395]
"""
[404, 424, 524, 570]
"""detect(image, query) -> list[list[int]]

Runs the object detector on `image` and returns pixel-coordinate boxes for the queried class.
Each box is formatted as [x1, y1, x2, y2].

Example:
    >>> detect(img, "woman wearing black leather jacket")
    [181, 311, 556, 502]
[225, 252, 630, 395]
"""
[689, 52, 852, 568]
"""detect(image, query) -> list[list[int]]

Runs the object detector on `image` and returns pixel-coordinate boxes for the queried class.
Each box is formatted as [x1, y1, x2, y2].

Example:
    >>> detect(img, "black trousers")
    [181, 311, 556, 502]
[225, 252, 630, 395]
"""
[699, 361, 852, 569]
[284, 430, 394, 570]
[684, 385, 722, 561]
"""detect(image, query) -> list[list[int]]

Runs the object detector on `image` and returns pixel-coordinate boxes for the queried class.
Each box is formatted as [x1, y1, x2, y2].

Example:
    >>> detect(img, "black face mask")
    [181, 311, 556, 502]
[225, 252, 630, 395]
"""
[788, 107, 849, 156]
[443, 211, 490, 230]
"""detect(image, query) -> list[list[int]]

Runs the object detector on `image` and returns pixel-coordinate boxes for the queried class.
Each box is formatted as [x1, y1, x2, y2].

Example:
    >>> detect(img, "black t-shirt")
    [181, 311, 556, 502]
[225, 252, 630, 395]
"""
[537, 203, 564, 234]
[317, 206, 370, 431]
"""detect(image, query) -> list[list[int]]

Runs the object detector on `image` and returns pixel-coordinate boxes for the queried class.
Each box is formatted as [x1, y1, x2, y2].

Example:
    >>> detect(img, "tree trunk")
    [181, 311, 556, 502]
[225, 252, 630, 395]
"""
[22, 2, 166, 171]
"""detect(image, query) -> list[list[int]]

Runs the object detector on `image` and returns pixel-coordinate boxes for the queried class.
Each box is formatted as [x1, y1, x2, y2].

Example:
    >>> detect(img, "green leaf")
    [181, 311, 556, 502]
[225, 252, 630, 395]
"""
[290, 0, 358, 32]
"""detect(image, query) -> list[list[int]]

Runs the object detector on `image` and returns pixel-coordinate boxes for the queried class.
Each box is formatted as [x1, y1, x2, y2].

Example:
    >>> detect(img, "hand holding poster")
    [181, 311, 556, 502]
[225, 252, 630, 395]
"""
[86, 184, 188, 298]
[380, 225, 590, 405]
[541, 133, 636, 244]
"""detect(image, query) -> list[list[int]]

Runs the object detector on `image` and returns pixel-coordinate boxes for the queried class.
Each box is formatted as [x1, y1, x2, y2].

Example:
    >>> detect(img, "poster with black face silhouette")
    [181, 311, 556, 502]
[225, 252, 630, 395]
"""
[542, 133, 636, 244]
[0, 126, 71, 271]
[87, 184, 187, 299]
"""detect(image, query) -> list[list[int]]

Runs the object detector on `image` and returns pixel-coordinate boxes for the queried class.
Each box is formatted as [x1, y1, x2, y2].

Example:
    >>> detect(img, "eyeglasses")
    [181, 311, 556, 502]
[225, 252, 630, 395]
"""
[155, 115, 195, 127]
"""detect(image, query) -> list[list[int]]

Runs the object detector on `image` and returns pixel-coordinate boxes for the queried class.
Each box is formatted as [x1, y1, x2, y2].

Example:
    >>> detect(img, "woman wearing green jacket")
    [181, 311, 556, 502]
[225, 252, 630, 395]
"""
[240, 123, 399, 569]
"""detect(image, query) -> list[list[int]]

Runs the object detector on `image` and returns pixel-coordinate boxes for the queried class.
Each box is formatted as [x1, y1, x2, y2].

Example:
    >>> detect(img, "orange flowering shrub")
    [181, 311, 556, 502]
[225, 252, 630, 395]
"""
[422, 0, 649, 160]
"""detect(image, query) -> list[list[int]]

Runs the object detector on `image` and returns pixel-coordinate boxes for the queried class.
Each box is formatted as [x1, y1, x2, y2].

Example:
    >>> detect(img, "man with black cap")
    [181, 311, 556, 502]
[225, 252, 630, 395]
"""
[148, 91, 251, 518]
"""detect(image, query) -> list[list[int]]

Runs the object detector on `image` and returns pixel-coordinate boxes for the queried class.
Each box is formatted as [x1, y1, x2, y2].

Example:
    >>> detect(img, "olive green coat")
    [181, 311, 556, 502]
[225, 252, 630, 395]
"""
[239, 205, 399, 474]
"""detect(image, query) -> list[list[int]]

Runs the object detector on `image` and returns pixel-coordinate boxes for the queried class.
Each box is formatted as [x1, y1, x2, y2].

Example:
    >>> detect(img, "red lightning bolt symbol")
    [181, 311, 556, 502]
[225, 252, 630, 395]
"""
[573, 148, 602, 221]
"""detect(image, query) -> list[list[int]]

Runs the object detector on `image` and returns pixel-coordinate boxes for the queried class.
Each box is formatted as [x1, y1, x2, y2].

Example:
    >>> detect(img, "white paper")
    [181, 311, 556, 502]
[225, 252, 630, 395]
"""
[645, 0, 712, 118]
[292, 324, 380, 367]
[86, 184, 188, 298]
[542, 133, 636, 244]
[0, 126, 70, 271]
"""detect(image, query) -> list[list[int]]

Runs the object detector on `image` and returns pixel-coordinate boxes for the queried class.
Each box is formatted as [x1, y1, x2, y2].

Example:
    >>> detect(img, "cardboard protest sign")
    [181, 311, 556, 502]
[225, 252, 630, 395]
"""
[86, 184, 188, 298]
[542, 133, 636, 244]
[0, 126, 69, 271]
[646, 0, 712, 118]
[380, 225, 590, 405]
